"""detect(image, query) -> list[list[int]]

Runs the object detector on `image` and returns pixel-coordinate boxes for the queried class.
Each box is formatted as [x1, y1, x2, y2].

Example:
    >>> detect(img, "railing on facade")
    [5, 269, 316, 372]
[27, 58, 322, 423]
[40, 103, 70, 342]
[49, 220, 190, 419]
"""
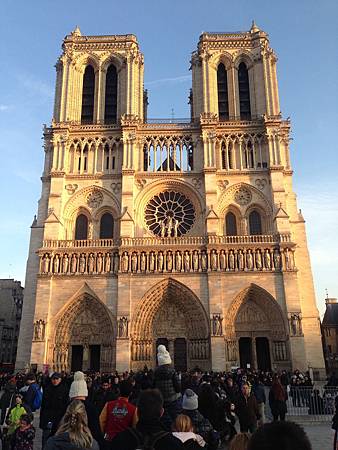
[278, 386, 338, 422]
[145, 118, 192, 124]
[41, 234, 291, 249]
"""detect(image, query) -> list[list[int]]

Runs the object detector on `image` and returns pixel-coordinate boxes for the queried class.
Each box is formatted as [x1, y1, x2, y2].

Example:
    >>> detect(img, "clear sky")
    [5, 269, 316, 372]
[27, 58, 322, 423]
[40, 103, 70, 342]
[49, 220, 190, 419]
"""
[0, 0, 337, 316]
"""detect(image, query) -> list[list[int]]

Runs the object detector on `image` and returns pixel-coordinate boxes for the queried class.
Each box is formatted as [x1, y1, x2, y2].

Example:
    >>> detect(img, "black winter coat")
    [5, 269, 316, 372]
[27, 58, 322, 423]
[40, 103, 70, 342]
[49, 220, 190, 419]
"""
[92, 389, 117, 415]
[234, 393, 260, 428]
[45, 432, 99, 450]
[39, 381, 69, 433]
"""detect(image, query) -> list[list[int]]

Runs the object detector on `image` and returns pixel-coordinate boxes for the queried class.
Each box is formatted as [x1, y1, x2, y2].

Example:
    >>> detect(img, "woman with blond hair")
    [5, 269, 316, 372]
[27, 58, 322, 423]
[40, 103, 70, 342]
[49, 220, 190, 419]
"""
[172, 414, 206, 449]
[229, 432, 250, 450]
[45, 400, 99, 450]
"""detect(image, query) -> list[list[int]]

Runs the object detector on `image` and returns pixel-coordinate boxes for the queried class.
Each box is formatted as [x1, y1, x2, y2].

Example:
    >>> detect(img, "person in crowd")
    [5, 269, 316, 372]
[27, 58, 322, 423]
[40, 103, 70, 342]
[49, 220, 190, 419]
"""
[247, 421, 311, 450]
[22, 374, 41, 413]
[172, 414, 206, 449]
[39, 372, 69, 449]
[252, 378, 266, 425]
[69, 371, 103, 448]
[224, 377, 238, 403]
[198, 383, 225, 432]
[268, 376, 287, 421]
[6, 394, 30, 436]
[99, 380, 137, 441]
[109, 389, 184, 450]
[12, 414, 35, 450]
[181, 388, 219, 450]
[0, 377, 17, 424]
[93, 378, 117, 415]
[229, 433, 251, 450]
[235, 383, 260, 433]
[308, 389, 324, 415]
[153, 345, 182, 429]
[45, 400, 99, 450]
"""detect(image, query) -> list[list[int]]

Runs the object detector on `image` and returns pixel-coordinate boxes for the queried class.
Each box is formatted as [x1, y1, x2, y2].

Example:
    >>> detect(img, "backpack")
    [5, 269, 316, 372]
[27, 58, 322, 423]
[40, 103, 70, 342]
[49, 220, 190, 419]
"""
[128, 428, 169, 450]
[32, 383, 43, 410]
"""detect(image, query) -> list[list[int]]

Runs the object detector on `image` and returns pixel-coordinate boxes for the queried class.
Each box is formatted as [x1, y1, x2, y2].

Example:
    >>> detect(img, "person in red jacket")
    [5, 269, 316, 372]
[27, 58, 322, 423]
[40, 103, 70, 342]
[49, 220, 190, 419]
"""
[99, 380, 137, 441]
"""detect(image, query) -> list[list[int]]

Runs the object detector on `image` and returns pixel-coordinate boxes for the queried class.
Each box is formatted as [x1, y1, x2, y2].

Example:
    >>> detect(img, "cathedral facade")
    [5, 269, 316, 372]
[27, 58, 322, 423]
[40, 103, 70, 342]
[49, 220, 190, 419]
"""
[16, 24, 325, 378]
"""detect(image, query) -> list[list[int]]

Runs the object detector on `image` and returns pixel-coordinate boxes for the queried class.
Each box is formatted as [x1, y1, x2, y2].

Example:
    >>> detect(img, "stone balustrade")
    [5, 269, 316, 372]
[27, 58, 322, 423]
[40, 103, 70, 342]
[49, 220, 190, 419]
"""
[39, 243, 296, 276]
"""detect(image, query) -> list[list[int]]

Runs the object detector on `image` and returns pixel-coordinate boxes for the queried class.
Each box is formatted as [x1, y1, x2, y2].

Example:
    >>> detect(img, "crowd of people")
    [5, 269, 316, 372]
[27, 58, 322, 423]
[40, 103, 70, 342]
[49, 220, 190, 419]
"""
[0, 345, 326, 450]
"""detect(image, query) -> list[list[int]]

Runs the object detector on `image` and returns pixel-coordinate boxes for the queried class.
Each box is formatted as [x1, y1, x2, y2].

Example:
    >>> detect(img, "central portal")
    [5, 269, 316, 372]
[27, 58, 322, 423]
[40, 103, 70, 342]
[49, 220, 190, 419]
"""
[132, 278, 210, 371]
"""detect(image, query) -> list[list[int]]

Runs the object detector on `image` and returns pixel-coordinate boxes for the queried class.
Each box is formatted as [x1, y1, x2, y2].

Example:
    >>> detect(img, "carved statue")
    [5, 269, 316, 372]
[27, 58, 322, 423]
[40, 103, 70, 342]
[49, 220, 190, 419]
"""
[157, 252, 164, 272]
[246, 250, 253, 270]
[34, 319, 45, 341]
[122, 252, 129, 272]
[193, 251, 199, 271]
[118, 317, 128, 338]
[160, 220, 166, 238]
[97, 253, 103, 273]
[229, 250, 235, 270]
[290, 314, 302, 336]
[201, 251, 207, 271]
[238, 250, 244, 271]
[62, 254, 69, 273]
[140, 252, 146, 272]
[273, 249, 281, 270]
[79, 254, 86, 273]
[42, 254, 50, 273]
[71, 254, 77, 273]
[105, 252, 111, 272]
[264, 249, 271, 270]
[182, 251, 189, 272]
[173, 218, 179, 237]
[220, 250, 226, 271]
[175, 251, 182, 271]
[167, 217, 173, 237]
[255, 249, 262, 270]
[53, 254, 60, 274]
[212, 314, 223, 336]
[166, 252, 173, 271]
[113, 253, 119, 273]
[131, 253, 138, 272]
[149, 252, 155, 271]
[88, 253, 95, 274]
[211, 251, 218, 271]
[285, 249, 294, 270]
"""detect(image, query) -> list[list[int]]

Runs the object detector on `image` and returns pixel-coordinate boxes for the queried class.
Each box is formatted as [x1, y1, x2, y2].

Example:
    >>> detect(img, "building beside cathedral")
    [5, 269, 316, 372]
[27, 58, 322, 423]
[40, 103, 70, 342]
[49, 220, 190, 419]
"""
[16, 23, 325, 378]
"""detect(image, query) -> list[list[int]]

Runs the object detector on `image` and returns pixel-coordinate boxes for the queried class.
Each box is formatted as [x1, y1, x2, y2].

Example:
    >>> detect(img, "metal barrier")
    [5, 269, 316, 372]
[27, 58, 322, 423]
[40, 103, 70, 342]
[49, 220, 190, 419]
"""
[265, 386, 338, 422]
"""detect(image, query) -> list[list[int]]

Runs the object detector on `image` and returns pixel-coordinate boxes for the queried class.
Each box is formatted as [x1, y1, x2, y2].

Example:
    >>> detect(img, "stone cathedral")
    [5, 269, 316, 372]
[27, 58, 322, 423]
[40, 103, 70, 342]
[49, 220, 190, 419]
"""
[16, 23, 325, 378]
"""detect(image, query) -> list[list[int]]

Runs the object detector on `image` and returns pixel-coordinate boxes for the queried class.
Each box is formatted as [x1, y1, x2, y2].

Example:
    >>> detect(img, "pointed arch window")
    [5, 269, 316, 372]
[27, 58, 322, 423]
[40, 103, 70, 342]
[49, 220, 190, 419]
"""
[238, 62, 251, 120]
[217, 63, 229, 120]
[100, 213, 114, 239]
[75, 214, 88, 240]
[249, 210, 262, 235]
[104, 65, 118, 124]
[81, 66, 95, 124]
[226, 212, 237, 236]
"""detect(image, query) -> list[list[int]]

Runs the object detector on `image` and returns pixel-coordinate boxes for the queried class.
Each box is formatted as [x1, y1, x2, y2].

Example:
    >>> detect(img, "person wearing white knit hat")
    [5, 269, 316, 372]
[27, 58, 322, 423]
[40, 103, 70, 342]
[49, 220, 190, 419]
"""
[154, 345, 182, 430]
[68, 372, 103, 447]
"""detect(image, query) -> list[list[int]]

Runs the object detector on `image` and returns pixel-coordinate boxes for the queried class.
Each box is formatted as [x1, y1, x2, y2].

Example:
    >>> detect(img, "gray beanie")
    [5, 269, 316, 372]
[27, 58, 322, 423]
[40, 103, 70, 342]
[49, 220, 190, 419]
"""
[182, 389, 198, 410]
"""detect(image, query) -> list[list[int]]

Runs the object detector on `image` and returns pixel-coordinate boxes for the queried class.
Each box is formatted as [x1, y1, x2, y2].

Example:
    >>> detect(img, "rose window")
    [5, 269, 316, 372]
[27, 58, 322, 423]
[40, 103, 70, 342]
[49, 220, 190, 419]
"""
[145, 191, 195, 237]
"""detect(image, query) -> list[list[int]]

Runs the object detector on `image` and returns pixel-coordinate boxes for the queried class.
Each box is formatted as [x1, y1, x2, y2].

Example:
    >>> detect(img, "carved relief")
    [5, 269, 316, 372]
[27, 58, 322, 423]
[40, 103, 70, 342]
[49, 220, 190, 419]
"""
[255, 179, 267, 190]
[117, 316, 129, 338]
[86, 189, 103, 209]
[234, 187, 252, 206]
[65, 184, 78, 195]
[33, 319, 46, 341]
[217, 180, 229, 192]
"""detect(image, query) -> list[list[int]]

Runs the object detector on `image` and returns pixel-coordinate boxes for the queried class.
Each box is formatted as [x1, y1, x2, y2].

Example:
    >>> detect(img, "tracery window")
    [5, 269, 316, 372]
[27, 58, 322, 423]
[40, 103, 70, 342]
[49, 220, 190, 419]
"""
[75, 214, 88, 240]
[238, 62, 251, 120]
[104, 65, 118, 124]
[143, 137, 193, 172]
[145, 191, 195, 237]
[217, 63, 229, 120]
[249, 210, 262, 235]
[226, 212, 237, 236]
[100, 213, 114, 239]
[81, 66, 95, 124]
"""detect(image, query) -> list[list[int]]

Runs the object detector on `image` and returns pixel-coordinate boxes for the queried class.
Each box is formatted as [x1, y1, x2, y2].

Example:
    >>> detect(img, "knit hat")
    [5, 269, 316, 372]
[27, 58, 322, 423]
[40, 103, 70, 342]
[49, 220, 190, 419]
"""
[157, 344, 172, 365]
[182, 389, 198, 410]
[69, 371, 88, 398]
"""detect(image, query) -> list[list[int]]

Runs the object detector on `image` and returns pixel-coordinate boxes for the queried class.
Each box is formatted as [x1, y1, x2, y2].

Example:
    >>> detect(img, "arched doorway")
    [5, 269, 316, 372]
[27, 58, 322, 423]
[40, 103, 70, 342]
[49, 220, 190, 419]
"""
[131, 278, 210, 371]
[52, 293, 115, 372]
[225, 284, 290, 371]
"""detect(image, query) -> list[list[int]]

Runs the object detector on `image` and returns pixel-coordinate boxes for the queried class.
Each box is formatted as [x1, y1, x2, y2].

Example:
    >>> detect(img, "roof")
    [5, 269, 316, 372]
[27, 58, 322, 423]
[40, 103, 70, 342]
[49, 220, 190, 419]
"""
[323, 300, 338, 326]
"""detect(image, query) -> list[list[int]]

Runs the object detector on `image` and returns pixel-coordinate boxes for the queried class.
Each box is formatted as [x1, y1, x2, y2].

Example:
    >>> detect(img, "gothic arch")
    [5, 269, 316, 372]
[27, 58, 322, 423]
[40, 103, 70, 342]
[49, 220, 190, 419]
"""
[101, 54, 124, 73]
[234, 52, 254, 70]
[75, 53, 100, 73]
[225, 283, 287, 340]
[132, 278, 209, 341]
[210, 51, 233, 70]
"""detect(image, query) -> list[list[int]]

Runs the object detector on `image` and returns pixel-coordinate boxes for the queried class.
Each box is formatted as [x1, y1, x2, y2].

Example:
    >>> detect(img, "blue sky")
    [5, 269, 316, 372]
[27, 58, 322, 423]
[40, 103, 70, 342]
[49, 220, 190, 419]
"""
[0, 0, 337, 315]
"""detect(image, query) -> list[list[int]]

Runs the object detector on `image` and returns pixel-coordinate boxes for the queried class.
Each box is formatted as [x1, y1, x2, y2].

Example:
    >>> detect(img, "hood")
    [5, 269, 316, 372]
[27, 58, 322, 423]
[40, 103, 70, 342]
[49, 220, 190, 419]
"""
[48, 433, 85, 450]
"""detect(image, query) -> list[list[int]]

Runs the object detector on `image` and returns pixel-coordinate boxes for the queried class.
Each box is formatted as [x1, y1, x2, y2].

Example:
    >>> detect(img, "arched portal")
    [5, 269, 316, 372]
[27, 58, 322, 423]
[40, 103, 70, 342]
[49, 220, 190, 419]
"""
[52, 292, 115, 372]
[225, 284, 290, 371]
[131, 278, 210, 371]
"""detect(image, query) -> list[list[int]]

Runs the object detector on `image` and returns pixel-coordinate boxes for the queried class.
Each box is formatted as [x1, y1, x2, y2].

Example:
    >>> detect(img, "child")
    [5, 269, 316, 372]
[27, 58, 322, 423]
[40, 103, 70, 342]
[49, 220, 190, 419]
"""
[172, 414, 206, 449]
[12, 415, 35, 450]
[6, 395, 29, 436]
